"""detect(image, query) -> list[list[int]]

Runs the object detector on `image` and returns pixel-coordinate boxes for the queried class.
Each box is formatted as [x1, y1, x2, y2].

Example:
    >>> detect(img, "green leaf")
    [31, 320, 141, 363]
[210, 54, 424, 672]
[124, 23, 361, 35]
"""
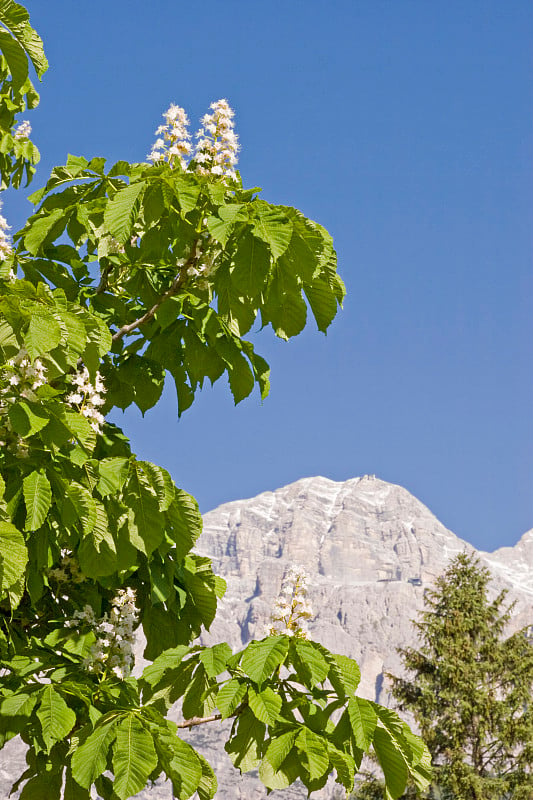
[19, 769, 62, 800]
[64, 767, 91, 800]
[326, 742, 356, 791]
[225, 707, 265, 773]
[199, 642, 232, 678]
[71, 718, 119, 789]
[182, 664, 216, 719]
[262, 263, 307, 340]
[22, 208, 66, 255]
[166, 488, 202, 559]
[401, 723, 432, 790]
[295, 727, 330, 781]
[97, 457, 130, 497]
[0, 690, 37, 719]
[0, 29, 28, 89]
[59, 311, 88, 359]
[104, 181, 145, 244]
[125, 468, 164, 556]
[253, 204, 293, 260]
[206, 215, 233, 248]
[24, 310, 62, 360]
[231, 232, 270, 296]
[216, 678, 247, 720]
[137, 461, 174, 511]
[36, 685, 76, 753]
[23, 470, 51, 531]
[328, 652, 361, 698]
[156, 728, 203, 799]
[373, 726, 409, 799]
[63, 483, 96, 535]
[8, 399, 50, 437]
[112, 715, 158, 800]
[248, 686, 282, 725]
[264, 729, 298, 771]
[291, 639, 329, 687]
[240, 636, 289, 684]
[258, 754, 298, 790]
[78, 502, 117, 577]
[3, 2, 48, 78]
[348, 697, 377, 750]
[304, 277, 339, 333]
[0, 317, 17, 348]
[141, 645, 190, 689]
[214, 340, 254, 404]
[174, 175, 200, 213]
[196, 753, 218, 800]
[218, 203, 245, 223]
[0, 521, 27, 604]
[114, 355, 165, 414]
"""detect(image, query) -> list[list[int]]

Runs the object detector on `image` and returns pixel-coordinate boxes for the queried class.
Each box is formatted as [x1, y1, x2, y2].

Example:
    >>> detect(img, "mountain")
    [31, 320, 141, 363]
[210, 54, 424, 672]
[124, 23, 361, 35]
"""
[197, 475, 532, 696]
[1, 476, 531, 800]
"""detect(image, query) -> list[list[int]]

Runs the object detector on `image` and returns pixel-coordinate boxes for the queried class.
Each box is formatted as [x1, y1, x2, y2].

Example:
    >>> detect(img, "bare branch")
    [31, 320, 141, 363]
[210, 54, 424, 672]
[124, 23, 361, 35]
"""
[176, 713, 222, 729]
[175, 700, 246, 730]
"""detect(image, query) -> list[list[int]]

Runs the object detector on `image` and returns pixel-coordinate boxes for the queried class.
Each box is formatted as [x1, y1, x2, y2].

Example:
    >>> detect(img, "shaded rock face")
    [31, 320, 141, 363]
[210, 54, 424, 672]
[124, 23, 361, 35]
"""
[1, 476, 531, 800]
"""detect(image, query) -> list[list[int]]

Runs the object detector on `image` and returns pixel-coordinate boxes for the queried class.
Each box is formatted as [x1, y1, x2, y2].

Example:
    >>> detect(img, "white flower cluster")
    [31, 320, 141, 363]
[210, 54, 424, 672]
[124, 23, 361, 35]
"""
[2, 346, 47, 400]
[66, 367, 106, 434]
[194, 99, 239, 181]
[148, 104, 192, 168]
[147, 99, 239, 182]
[268, 565, 314, 639]
[48, 550, 85, 585]
[13, 120, 31, 140]
[0, 346, 47, 456]
[67, 588, 139, 679]
[0, 200, 13, 262]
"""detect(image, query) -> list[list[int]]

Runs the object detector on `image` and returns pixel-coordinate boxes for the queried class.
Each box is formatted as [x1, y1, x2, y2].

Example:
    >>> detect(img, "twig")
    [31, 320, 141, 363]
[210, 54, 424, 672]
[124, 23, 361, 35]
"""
[95, 263, 114, 295]
[175, 700, 246, 730]
[176, 713, 222, 729]
[111, 238, 199, 343]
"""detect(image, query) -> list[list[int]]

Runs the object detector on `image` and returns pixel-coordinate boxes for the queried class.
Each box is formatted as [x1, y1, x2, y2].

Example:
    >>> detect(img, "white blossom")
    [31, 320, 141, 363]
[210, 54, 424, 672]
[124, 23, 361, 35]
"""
[68, 588, 139, 679]
[268, 565, 314, 639]
[193, 99, 240, 182]
[1, 346, 47, 416]
[48, 551, 85, 585]
[66, 366, 106, 434]
[147, 103, 192, 168]
[147, 99, 240, 183]
[0, 200, 13, 261]
[13, 120, 31, 139]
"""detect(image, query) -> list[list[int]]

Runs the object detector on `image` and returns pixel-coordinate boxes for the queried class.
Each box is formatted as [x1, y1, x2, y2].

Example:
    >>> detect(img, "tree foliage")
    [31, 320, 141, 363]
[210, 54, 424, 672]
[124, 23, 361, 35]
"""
[0, 0, 45, 188]
[0, 6, 431, 799]
[353, 554, 533, 800]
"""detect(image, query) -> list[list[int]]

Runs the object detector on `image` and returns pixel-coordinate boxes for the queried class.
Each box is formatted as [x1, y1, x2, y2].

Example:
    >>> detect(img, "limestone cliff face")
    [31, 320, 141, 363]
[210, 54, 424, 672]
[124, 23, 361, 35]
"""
[197, 476, 531, 700]
[1, 476, 531, 800]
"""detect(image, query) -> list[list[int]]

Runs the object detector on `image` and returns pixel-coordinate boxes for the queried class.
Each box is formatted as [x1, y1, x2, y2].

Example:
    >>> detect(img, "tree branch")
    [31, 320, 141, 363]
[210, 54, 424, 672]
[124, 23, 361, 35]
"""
[111, 238, 200, 343]
[95, 263, 114, 295]
[176, 700, 246, 730]
[176, 713, 222, 729]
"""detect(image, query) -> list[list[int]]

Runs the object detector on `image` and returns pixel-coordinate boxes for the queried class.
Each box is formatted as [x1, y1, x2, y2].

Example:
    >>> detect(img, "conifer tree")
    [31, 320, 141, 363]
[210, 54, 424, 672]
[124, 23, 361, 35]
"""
[390, 553, 533, 799]
[351, 553, 533, 799]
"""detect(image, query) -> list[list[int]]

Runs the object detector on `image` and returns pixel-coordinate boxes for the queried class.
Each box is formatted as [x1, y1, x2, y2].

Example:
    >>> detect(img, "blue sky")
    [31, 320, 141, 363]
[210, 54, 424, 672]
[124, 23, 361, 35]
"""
[9, 1, 532, 551]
